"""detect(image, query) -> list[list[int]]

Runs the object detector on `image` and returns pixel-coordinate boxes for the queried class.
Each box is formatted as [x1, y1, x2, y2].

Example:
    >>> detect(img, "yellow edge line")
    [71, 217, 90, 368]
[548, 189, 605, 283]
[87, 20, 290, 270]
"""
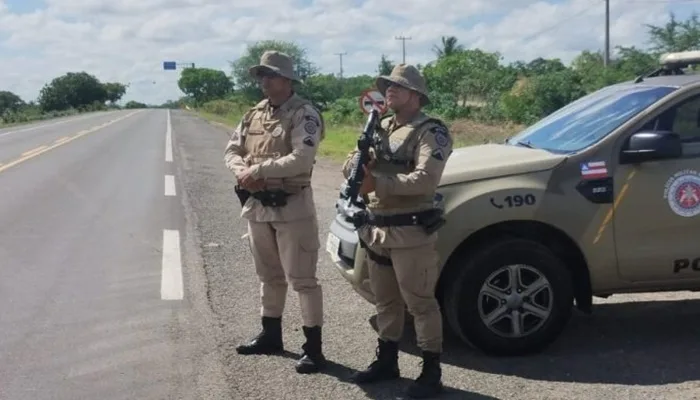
[0, 111, 141, 175]
[593, 169, 636, 244]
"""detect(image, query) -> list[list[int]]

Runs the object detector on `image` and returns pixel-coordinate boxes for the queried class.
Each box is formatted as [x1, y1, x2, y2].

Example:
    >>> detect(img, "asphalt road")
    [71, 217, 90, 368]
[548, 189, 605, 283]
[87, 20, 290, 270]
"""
[177, 110, 700, 400]
[0, 110, 228, 400]
[3, 109, 700, 400]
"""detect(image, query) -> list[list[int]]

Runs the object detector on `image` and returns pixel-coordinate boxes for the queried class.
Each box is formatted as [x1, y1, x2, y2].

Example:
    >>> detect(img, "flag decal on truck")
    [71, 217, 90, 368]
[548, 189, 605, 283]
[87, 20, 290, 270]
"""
[580, 161, 608, 180]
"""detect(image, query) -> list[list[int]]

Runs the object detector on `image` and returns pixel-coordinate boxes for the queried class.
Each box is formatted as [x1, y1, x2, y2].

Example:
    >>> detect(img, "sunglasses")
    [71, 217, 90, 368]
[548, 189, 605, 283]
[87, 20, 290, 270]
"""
[257, 69, 280, 79]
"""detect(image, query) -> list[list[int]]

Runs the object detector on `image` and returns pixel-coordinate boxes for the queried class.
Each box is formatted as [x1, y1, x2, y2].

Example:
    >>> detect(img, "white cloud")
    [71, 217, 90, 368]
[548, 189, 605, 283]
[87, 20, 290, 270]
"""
[0, 0, 680, 105]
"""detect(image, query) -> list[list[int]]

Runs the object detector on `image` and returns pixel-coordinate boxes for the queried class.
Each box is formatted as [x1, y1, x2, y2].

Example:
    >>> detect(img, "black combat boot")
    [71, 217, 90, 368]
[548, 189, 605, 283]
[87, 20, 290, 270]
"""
[349, 338, 400, 384]
[295, 326, 327, 374]
[235, 316, 284, 355]
[405, 351, 443, 398]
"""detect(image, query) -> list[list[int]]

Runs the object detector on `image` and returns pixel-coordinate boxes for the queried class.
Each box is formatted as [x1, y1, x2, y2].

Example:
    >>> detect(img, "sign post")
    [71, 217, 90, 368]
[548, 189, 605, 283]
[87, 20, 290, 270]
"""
[358, 88, 388, 115]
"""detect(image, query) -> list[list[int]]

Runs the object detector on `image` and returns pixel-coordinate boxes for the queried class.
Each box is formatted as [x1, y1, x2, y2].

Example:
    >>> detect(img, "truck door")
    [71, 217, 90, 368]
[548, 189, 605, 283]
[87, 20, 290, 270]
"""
[613, 92, 700, 282]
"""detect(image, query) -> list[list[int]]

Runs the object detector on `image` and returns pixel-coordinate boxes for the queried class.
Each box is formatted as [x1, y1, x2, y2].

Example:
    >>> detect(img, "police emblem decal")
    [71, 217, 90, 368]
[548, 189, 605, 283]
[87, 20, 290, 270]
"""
[663, 169, 700, 217]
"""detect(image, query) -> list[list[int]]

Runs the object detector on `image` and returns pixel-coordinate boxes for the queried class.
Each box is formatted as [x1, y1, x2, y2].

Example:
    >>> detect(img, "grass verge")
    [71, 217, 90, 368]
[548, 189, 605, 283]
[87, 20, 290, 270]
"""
[194, 110, 525, 162]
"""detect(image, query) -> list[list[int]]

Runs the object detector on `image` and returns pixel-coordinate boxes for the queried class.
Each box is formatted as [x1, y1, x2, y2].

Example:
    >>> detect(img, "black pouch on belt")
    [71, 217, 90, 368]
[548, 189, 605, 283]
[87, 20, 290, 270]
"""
[234, 185, 251, 207]
[252, 190, 291, 207]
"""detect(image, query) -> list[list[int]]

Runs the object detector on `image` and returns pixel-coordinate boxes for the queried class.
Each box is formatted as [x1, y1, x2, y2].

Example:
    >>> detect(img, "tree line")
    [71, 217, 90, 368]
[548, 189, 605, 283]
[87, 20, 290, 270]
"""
[180, 12, 700, 128]
[0, 71, 144, 125]
[3, 12, 698, 129]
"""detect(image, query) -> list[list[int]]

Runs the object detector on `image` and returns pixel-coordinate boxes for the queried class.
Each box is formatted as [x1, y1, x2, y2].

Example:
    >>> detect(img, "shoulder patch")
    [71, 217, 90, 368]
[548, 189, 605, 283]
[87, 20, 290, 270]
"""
[431, 148, 445, 161]
[430, 125, 450, 147]
[303, 136, 315, 147]
[304, 120, 317, 135]
[254, 99, 268, 109]
[304, 114, 320, 126]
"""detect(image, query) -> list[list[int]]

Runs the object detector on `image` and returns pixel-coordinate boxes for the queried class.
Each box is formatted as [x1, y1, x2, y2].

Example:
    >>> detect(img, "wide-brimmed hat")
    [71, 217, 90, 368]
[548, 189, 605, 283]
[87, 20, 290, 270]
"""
[375, 64, 430, 106]
[248, 50, 301, 82]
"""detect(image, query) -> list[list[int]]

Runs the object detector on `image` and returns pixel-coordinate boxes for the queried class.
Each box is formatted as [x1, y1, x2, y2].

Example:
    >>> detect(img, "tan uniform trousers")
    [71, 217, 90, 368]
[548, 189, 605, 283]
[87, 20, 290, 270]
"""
[247, 215, 323, 327]
[359, 225, 443, 353]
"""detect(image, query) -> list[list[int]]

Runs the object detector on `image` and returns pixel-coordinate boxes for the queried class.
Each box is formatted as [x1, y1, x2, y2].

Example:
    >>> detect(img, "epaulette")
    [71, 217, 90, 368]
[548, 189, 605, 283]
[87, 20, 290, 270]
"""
[253, 99, 268, 109]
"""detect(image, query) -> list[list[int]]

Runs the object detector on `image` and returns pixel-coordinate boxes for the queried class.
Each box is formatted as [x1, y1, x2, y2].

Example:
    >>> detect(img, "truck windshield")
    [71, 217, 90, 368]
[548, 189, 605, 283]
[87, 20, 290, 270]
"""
[507, 84, 678, 153]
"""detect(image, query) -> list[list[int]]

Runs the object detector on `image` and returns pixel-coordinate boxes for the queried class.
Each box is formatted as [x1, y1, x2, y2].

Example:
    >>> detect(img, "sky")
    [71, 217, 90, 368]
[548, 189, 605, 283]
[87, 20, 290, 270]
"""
[0, 0, 698, 105]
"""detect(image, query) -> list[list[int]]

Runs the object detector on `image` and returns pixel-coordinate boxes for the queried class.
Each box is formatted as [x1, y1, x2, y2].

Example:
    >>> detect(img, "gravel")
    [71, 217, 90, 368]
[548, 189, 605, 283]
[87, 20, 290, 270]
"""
[174, 110, 700, 400]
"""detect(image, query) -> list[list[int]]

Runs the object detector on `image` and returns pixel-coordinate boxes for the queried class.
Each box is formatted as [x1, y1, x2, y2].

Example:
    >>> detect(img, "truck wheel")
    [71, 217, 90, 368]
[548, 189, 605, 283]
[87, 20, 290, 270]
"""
[444, 237, 574, 356]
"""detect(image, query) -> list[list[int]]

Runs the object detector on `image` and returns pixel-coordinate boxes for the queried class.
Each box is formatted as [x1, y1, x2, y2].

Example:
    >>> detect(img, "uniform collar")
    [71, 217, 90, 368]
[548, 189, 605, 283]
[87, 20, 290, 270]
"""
[266, 92, 299, 114]
[386, 111, 427, 131]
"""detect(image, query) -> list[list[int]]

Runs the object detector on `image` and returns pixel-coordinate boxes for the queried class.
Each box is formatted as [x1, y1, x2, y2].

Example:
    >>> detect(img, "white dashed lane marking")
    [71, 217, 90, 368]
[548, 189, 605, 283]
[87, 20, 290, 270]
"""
[165, 110, 173, 163]
[162, 110, 183, 300]
[161, 229, 183, 300]
[165, 175, 176, 196]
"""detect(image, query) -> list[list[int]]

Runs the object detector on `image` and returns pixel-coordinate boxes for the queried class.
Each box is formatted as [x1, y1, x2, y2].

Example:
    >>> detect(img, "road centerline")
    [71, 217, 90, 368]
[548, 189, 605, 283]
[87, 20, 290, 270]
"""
[0, 111, 141, 175]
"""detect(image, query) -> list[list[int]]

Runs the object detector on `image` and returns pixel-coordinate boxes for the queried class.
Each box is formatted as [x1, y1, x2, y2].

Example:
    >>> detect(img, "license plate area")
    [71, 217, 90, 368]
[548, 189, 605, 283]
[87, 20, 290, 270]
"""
[326, 232, 341, 262]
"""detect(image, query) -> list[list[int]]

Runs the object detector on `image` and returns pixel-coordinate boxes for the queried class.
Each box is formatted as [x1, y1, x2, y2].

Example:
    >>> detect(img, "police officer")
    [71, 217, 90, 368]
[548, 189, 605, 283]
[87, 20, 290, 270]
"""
[224, 50, 326, 374]
[342, 64, 453, 398]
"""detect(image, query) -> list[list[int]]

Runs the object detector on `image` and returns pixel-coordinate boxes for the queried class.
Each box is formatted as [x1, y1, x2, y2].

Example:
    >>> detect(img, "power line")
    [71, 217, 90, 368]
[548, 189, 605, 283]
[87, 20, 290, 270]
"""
[520, 5, 598, 43]
[395, 36, 411, 64]
[334, 52, 347, 79]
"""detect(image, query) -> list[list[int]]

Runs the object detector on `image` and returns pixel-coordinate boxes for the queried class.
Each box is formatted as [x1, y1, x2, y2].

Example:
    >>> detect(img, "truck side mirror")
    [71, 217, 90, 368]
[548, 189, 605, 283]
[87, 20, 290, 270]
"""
[620, 131, 682, 164]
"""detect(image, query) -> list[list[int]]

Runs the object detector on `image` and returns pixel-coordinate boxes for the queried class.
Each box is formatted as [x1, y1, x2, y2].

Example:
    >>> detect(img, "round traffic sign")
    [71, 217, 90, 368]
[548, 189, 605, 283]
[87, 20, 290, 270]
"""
[358, 89, 387, 115]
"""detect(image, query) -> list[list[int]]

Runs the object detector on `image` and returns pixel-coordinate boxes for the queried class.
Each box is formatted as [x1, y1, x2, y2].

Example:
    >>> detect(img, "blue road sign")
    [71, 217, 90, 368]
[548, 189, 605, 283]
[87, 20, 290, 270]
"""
[163, 61, 176, 70]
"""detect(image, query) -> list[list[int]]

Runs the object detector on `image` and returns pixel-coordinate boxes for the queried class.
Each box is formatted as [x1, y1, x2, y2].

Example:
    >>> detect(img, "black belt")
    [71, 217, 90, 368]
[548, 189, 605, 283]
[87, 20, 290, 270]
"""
[367, 209, 440, 227]
[251, 189, 295, 207]
[350, 208, 444, 230]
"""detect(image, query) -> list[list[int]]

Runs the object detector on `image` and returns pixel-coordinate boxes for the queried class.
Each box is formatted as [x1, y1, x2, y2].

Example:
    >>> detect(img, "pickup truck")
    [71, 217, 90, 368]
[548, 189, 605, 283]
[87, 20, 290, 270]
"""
[326, 50, 700, 356]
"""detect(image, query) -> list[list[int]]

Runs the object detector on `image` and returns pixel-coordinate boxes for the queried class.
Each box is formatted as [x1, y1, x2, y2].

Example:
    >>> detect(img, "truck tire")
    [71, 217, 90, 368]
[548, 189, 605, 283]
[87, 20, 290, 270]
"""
[444, 237, 574, 356]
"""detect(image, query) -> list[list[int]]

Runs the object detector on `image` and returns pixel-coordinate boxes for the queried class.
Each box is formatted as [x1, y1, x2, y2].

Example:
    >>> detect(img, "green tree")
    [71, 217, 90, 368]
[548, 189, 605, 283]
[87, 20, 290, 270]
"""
[377, 54, 394, 75]
[102, 82, 127, 105]
[646, 12, 700, 53]
[432, 36, 464, 59]
[0, 91, 25, 114]
[423, 49, 515, 109]
[177, 67, 233, 106]
[125, 101, 148, 109]
[38, 71, 108, 112]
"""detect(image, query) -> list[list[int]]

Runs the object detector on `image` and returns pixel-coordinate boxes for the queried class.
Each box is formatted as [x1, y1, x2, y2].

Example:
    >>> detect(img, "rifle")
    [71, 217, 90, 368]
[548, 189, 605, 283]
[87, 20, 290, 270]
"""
[336, 108, 380, 228]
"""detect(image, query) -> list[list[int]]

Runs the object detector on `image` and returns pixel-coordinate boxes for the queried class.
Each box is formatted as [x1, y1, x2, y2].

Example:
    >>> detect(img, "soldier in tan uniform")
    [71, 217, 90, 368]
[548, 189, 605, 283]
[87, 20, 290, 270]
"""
[223, 50, 326, 374]
[343, 64, 453, 398]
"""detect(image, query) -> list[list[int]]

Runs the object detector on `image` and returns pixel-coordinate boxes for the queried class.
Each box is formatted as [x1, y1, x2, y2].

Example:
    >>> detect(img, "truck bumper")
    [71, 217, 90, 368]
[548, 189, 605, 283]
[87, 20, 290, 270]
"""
[325, 212, 376, 304]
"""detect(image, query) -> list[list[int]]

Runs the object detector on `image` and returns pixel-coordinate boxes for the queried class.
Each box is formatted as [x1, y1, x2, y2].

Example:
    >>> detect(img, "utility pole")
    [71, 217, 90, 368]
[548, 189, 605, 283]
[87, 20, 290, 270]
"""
[334, 52, 347, 79]
[395, 36, 411, 64]
[604, 0, 610, 67]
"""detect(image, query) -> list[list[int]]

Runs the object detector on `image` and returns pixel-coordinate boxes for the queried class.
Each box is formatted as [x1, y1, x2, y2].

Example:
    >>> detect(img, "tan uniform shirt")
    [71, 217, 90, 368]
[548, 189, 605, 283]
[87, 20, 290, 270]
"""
[342, 111, 453, 214]
[224, 93, 324, 223]
[341, 111, 453, 248]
